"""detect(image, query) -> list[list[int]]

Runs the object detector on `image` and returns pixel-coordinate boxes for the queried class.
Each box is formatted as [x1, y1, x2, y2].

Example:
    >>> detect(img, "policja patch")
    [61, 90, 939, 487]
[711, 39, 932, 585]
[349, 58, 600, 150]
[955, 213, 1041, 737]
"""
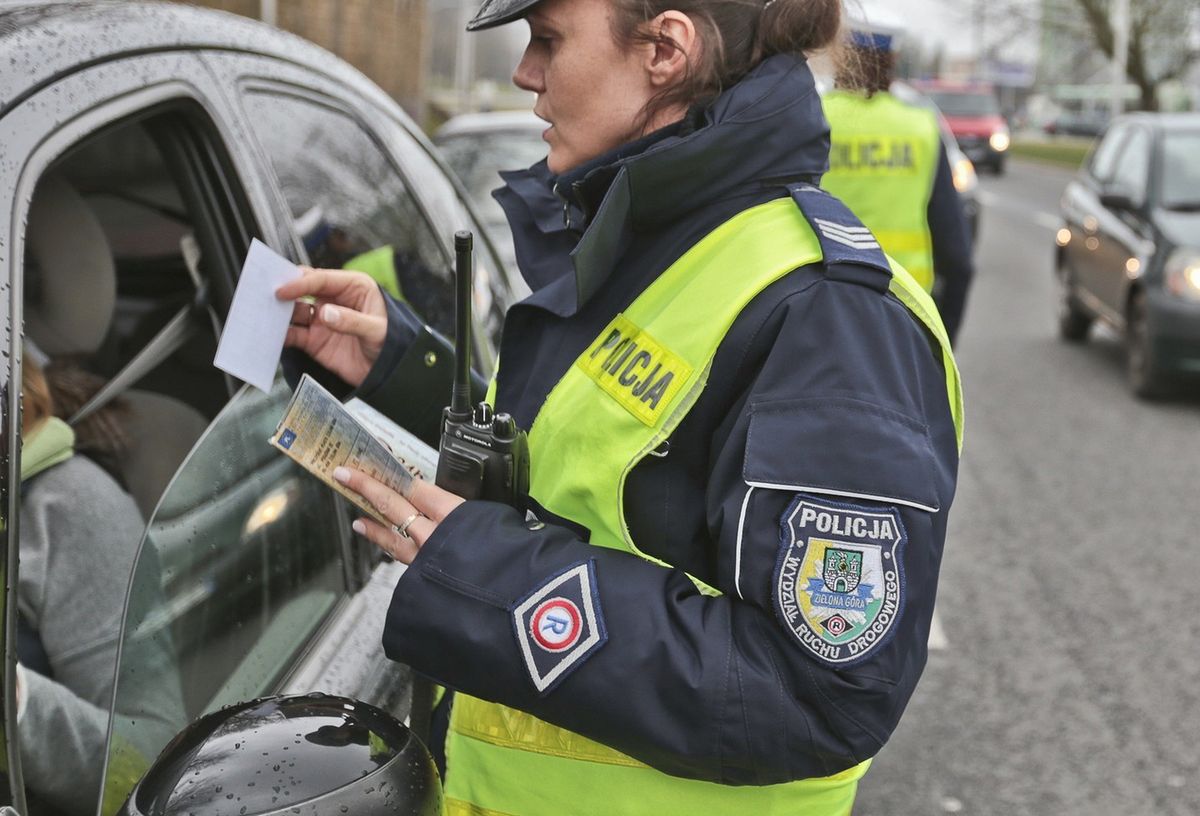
[773, 495, 906, 667]
[512, 561, 607, 695]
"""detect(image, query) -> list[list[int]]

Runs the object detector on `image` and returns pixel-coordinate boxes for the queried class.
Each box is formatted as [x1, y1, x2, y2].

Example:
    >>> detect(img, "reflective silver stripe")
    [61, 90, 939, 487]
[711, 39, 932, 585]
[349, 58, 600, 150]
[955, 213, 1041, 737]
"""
[734, 485, 755, 600]
[744, 481, 939, 514]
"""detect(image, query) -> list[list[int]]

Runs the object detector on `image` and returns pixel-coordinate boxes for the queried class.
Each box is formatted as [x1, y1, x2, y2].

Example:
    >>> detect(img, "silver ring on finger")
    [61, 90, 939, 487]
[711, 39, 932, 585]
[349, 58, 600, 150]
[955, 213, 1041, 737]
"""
[392, 512, 422, 540]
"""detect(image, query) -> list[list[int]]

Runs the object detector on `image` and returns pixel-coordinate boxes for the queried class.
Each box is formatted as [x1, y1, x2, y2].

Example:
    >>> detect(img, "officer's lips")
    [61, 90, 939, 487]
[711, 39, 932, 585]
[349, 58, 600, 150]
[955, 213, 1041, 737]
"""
[534, 110, 552, 142]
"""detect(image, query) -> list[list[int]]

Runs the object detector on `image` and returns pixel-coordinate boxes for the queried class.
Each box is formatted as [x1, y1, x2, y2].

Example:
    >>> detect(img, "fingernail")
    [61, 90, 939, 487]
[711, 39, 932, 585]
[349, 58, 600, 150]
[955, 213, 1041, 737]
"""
[333, 466, 350, 484]
[322, 304, 340, 325]
[352, 519, 366, 535]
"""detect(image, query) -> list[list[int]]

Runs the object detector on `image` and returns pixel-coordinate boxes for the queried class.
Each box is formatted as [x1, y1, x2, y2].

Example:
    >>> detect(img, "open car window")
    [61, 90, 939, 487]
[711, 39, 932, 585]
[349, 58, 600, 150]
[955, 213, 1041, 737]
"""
[101, 380, 347, 810]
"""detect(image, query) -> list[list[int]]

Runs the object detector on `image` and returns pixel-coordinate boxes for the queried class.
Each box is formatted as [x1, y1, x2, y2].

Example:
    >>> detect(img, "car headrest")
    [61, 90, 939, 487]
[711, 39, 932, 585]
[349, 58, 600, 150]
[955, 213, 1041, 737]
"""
[25, 174, 116, 356]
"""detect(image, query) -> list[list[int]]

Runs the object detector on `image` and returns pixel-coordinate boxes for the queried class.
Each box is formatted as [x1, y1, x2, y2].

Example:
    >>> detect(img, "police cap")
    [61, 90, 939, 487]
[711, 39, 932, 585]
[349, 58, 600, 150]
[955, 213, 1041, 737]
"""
[846, 15, 905, 52]
[467, 0, 542, 30]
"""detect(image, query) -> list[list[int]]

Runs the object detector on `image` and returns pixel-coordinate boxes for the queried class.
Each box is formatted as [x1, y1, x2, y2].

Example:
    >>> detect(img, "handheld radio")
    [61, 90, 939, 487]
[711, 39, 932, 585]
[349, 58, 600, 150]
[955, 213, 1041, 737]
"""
[434, 231, 530, 506]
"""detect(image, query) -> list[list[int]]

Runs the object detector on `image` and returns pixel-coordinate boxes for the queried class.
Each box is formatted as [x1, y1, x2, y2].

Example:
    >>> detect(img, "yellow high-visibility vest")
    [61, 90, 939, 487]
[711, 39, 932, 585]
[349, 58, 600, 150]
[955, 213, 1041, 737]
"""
[448, 197, 962, 816]
[821, 90, 941, 292]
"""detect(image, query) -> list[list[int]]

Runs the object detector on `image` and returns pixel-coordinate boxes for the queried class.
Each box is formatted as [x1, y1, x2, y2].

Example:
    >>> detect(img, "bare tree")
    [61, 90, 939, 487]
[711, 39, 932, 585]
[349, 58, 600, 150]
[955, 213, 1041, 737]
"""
[1068, 0, 1198, 109]
[953, 0, 1199, 110]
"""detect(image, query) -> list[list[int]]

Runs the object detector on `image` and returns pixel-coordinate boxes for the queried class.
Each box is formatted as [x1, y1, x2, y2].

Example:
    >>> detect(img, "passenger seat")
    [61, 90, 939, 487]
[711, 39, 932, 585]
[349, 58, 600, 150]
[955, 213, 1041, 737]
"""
[24, 173, 209, 519]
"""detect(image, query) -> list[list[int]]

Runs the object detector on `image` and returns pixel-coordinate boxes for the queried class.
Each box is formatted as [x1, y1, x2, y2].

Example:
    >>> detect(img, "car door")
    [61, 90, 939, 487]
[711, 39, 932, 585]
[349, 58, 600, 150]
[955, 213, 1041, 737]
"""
[1091, 125, 1154, 320]
[202, 52, 514, 367]
[1063, 123, 1128, 322]
[0, 48, 306, 816]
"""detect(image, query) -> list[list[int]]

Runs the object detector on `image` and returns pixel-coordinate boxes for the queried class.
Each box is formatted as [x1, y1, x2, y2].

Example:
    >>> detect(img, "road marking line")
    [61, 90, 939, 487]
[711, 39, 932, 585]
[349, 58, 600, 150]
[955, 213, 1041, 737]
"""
[928, 609, 949, 651]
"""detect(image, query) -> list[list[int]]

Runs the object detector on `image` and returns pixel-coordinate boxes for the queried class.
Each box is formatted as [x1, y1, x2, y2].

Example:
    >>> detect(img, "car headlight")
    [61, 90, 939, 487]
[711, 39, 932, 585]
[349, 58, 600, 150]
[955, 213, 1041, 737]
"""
[989, 129, 1011, 152]
[952, 155, 978, 194]
[1165, 248, 1200, 302]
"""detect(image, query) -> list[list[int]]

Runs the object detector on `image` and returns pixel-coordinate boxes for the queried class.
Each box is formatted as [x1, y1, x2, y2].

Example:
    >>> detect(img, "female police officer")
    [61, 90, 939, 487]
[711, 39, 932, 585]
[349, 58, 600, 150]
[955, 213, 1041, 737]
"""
[277, 0, 963, 811]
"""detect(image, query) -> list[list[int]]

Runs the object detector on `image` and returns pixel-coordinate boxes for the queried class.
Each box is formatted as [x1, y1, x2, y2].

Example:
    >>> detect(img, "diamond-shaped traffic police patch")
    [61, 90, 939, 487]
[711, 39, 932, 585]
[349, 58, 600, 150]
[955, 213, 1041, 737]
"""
[512, 561, 607, 695]
[773, 495, 906, 667]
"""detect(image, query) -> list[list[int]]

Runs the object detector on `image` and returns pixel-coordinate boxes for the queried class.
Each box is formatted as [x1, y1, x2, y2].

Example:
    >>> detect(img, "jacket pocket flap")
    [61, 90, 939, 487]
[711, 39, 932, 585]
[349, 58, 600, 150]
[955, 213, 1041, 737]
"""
[743, 397, 940, 513]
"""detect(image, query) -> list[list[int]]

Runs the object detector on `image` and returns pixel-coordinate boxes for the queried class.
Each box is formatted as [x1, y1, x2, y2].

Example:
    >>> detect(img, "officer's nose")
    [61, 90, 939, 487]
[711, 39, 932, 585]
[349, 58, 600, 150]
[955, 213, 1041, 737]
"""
[512, 44, 544, 95]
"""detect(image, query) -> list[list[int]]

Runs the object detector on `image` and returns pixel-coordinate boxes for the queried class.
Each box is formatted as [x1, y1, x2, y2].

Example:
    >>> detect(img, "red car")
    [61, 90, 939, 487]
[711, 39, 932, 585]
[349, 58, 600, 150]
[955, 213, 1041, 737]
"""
[914, 81, 1010, 175]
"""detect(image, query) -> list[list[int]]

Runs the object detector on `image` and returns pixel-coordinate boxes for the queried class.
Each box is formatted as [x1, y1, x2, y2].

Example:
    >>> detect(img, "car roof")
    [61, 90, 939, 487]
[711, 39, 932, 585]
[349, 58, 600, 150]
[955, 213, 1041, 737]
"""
[434, 110, 544, 140]
[0, 0, 394, 119]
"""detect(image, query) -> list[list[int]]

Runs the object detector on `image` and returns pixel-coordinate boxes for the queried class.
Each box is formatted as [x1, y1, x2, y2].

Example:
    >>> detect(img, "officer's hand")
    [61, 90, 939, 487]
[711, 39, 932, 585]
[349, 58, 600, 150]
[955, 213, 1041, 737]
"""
[276, 267, 387, 388]
[332, 467, 464, 564]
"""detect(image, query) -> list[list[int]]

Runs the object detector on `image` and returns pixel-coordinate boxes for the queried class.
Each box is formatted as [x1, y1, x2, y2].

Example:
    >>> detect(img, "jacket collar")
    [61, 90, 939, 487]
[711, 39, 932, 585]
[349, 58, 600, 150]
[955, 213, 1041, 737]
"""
[496, 54, 831, 316]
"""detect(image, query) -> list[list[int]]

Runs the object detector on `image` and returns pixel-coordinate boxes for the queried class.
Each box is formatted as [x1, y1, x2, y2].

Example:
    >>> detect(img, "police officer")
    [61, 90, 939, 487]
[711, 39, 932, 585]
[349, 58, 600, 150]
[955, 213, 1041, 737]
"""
[277, 0, 963, 812]
[821, 18, 976, 344]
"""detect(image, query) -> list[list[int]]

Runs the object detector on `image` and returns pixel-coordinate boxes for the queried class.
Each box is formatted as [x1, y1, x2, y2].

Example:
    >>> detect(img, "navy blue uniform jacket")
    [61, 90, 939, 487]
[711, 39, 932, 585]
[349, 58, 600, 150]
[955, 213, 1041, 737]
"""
[341, 55, 959, 786]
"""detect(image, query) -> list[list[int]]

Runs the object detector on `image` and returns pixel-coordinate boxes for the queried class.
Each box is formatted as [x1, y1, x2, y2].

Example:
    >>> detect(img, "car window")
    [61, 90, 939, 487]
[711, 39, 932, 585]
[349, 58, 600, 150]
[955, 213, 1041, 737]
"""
[16, 101, 281, 816]
[1109, 127, 1151, 201]
[1159, 130, 1200, 209]
[101, 381, 347, 810]
[244, 90, 458, 339]
[1087, 124, 1129, 185]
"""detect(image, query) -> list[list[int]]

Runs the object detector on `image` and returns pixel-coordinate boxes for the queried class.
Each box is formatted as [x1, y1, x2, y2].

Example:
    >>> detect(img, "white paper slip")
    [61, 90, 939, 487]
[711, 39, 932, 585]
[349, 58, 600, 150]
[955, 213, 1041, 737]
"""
[214, 238, 302, 392]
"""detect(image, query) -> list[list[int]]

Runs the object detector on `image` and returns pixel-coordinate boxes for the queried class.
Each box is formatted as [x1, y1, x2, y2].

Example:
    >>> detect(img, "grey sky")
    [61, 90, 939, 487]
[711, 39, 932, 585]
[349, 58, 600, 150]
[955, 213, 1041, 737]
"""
[856, 0, 975, 58]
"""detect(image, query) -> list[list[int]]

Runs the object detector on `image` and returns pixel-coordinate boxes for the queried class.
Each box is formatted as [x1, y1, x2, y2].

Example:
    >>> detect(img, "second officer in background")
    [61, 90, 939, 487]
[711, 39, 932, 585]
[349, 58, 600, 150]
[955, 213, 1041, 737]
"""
[822, 19, 976, 345]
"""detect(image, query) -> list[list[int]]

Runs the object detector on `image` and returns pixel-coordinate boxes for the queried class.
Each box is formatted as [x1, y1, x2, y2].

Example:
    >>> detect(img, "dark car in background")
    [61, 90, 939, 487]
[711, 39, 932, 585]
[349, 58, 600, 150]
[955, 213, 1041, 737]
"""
[1044, 110, 1109, 139]
[1056, 113, 1200, 397]
[916, 81, 1010, 175]
[434, 110, 549, 292]
[0, 2, 514, 812]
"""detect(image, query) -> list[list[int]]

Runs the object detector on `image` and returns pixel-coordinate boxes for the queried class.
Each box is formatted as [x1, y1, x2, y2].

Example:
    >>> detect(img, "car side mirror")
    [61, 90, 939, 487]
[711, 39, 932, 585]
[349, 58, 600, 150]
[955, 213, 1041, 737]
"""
[117, 694, 441, 816]
[1100, 186, 1138, 211]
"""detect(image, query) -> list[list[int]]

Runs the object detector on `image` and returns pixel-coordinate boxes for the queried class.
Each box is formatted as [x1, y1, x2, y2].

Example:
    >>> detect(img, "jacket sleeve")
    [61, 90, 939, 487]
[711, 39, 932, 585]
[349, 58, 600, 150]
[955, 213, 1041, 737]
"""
[382, 276, 959, 785]
[928, 143, 975, 345]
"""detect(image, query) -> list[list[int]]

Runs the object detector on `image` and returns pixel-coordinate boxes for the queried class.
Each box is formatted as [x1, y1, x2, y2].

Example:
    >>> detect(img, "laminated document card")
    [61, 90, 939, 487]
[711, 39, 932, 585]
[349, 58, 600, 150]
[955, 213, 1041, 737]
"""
[270, 374, 437, 525]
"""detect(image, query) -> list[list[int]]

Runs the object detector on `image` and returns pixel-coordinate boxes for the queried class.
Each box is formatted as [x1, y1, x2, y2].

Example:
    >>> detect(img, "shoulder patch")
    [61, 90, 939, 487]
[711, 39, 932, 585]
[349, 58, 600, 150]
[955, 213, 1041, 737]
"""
[512, 560, 608, 694]
[788, 183, 892, 280]
[773, 494, 906, 667]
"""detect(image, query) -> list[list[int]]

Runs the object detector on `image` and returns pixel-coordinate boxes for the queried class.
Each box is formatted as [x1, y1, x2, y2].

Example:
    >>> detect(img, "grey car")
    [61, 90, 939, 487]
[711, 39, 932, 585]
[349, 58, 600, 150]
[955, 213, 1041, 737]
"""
[1056, 113, 1200, 397]
[0, 2, 513, 813]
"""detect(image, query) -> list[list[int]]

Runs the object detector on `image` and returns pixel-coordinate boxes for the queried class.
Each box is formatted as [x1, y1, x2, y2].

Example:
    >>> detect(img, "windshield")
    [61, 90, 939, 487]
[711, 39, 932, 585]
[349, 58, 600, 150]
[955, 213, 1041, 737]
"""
[1160, 131, 1200, 209]
[928, 91, 1000, 118]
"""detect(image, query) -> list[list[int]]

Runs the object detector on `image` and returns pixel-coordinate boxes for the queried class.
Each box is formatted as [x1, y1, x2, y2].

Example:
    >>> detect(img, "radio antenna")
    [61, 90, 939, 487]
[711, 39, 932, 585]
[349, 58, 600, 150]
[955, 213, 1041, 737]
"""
[451, 231, 473, 419]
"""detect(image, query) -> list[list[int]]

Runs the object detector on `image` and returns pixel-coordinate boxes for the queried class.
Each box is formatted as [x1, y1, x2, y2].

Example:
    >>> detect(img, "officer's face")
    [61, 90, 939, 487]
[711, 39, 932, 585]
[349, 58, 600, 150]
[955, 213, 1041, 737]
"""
[513, 0, 656, 174]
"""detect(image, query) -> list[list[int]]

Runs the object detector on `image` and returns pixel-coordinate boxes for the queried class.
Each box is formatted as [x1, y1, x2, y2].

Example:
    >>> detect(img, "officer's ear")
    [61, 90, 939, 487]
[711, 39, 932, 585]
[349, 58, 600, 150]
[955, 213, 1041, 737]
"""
[644, 11, 696, 90]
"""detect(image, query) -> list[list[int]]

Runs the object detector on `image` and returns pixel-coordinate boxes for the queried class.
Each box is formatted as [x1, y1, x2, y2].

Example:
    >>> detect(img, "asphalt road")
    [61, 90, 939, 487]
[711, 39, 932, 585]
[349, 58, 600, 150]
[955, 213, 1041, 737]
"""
[854, 158, 1200, 816]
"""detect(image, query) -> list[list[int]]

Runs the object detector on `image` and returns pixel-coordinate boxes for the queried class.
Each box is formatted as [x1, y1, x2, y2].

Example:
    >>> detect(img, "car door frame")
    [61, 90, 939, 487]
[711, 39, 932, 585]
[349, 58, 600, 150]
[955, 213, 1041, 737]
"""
[202, 51, 511, 368]
[1066, 123, 1128, 326]
[0, 48, 283, 813]
[1091, 123, 1155, 322]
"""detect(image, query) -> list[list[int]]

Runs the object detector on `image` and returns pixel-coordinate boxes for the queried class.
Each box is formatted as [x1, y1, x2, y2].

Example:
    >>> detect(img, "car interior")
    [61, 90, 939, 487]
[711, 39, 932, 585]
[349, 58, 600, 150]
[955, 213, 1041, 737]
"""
[24, 123, 228, 514]
[22, 110, 349, 783]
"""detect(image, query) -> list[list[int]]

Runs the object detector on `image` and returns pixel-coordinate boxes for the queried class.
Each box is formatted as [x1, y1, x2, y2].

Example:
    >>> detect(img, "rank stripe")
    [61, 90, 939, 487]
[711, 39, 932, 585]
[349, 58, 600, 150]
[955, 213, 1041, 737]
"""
[745, 481, 939, 514]
[812, 217, 873, 236]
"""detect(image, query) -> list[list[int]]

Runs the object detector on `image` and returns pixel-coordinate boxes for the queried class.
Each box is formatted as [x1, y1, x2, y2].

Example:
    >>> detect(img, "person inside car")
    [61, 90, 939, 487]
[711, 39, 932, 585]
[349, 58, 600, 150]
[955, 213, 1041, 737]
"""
[278, 0, 963, 810]
[16, 346, 184, 815]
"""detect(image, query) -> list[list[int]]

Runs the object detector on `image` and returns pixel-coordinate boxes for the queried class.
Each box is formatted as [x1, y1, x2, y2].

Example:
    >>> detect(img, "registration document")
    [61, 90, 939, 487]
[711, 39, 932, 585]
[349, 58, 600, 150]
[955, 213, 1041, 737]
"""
[269, 374, 437, 525]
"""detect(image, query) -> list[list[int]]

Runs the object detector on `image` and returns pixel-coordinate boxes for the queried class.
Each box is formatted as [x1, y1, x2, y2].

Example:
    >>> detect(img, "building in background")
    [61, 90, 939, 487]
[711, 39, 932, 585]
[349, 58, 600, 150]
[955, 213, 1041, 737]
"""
[180, 0, 428, 120]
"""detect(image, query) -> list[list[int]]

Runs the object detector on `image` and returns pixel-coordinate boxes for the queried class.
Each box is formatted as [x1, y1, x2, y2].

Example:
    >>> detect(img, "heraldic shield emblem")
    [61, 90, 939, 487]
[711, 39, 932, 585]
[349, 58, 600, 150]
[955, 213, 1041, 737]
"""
[773, 495, 906, 667]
